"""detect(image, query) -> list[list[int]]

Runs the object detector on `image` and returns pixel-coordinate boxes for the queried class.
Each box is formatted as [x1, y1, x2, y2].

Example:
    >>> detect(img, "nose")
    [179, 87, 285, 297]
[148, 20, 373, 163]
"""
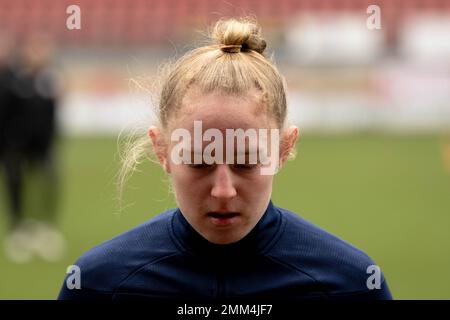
[210, 165, 237, 200]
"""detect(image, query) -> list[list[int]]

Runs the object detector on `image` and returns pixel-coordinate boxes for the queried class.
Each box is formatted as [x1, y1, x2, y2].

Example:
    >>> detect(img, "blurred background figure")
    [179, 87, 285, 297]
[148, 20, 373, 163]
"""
[0, 31, 14, 168]
[1, 33, 64, 263]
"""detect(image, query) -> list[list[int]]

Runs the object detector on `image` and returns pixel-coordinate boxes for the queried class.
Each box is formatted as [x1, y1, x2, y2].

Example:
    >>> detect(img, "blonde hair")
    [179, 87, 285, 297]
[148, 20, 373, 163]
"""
[118, 17, 290, 205]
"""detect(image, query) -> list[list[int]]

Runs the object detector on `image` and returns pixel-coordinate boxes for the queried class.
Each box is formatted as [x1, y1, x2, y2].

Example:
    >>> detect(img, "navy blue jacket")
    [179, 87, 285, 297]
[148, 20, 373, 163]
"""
[58, 201, 392, 300]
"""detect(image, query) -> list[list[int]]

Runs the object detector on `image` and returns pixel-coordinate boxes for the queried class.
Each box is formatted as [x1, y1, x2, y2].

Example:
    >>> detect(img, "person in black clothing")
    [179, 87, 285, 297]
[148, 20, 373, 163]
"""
[0, 34, 14, 164]
[58, 18, 392, 301]
[1, 34, 65, 263]
[0, 34, 20, 231]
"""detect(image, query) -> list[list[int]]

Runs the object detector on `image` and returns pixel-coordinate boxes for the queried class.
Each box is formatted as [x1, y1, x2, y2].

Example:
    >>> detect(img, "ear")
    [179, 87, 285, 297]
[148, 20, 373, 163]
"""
[279, 125, 299, 169]
[148, 126, 171, 173]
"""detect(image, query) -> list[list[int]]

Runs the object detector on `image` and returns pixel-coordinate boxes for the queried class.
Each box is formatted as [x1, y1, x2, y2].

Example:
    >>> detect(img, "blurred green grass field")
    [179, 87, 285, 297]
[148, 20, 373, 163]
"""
[1, 133, 450, 299]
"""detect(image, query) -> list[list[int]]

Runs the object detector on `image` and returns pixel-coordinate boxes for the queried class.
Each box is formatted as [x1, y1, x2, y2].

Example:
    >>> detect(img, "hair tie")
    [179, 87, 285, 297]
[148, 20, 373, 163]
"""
[220, 44, 242, 53]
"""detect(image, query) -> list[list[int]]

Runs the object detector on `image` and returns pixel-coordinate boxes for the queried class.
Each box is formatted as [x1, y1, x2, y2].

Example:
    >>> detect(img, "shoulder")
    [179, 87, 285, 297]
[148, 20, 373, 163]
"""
[58, 208, 180, 299]
[268, 205, 392, 298]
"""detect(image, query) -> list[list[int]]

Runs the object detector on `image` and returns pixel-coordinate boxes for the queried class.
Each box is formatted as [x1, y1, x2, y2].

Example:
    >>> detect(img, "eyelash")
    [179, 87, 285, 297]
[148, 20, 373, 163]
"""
[187, 163, 258, 170]
[188, 163, 211, 169]
[233, 164, 258, 170]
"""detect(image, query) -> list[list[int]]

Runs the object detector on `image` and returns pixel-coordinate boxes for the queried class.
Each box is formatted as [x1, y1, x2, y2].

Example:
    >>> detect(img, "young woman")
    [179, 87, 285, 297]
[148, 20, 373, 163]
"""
[58, 18, 392, 301]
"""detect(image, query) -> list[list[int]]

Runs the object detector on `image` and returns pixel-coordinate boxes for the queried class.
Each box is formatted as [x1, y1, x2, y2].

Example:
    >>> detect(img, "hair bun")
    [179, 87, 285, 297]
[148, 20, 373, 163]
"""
[212, 18, 267, 54]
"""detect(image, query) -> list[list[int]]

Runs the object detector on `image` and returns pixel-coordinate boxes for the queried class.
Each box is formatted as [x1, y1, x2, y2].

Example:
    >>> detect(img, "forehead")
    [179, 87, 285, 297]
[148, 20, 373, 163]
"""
[172, 89, 272, 131]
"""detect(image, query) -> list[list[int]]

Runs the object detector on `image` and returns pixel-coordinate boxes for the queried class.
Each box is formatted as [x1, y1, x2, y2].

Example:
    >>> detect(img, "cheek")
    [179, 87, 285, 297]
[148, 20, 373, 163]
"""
[249, 172, 273, 186]
[170, 166, 206, 199]
[239, 174, 273, 197]
[171, 166, 192, 190]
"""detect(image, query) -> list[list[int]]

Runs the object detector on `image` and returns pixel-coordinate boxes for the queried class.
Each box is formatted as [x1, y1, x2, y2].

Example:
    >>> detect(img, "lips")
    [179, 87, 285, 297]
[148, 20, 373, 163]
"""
[208, 212, 239, 218]
[207, 212, 240, 226]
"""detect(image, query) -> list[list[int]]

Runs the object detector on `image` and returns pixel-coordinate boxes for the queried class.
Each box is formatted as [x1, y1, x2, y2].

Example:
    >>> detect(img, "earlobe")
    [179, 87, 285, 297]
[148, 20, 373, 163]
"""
[163, 159, 171, 173]
[279, 126, 299, 168]
[289, 126, 299, 148]
[148, 126, 171, 174]
[148, 126, 159, 143]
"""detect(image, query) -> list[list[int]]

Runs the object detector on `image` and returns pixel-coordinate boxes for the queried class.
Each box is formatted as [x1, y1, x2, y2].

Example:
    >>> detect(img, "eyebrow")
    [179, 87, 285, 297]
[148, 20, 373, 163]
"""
[190, 150, 258, 155]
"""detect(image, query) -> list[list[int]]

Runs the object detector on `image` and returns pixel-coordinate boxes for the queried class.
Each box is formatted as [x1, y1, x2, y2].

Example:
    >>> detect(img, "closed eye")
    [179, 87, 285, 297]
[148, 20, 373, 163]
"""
[187, 163, 259, 170]
[188, 163, 214, 169]
[232, 163, 259, 170]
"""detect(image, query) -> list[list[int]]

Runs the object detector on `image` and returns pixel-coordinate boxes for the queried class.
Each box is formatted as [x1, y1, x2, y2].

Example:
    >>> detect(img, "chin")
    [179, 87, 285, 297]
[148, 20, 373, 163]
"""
[205, 231, 245, 245]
